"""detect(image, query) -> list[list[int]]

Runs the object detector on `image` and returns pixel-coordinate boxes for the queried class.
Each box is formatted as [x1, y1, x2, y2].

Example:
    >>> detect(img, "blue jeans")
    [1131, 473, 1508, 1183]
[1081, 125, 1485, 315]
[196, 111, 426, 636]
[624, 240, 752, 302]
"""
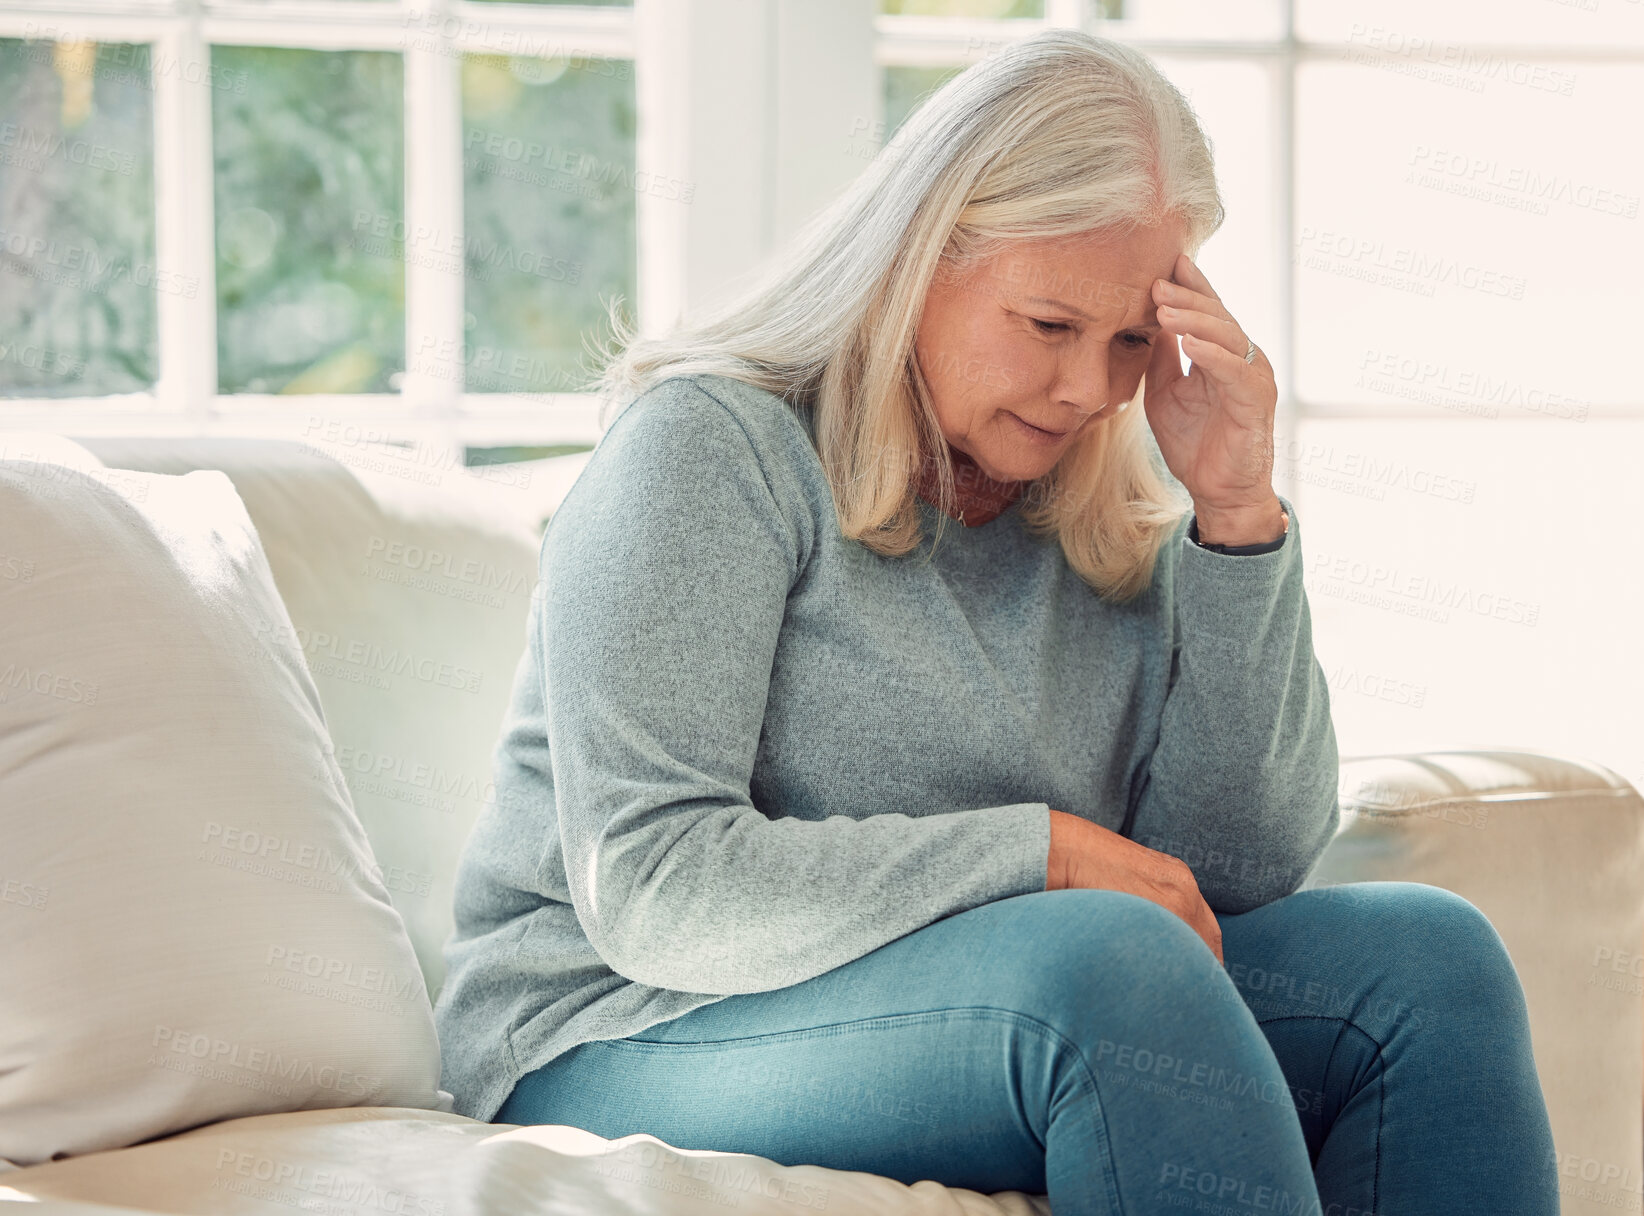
[496, 882, 1558, 1215]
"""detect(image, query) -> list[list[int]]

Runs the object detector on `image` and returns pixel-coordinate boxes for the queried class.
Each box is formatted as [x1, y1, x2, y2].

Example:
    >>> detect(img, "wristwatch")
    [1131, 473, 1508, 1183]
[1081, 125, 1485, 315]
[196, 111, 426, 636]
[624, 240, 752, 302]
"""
[1188, 507, 1290, 556]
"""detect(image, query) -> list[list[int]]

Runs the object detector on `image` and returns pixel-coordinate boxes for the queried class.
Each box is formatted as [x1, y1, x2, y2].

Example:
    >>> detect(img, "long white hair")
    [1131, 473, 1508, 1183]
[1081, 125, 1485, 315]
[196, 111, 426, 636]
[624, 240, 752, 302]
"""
[588, 27, 1224, 601]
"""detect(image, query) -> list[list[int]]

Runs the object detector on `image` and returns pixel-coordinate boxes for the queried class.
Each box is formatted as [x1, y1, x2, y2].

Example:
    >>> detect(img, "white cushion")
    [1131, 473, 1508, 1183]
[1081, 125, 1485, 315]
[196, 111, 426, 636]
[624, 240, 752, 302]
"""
[0, 1105, 1055, 1216]
[72, 437, 549, 1004]
[0, 451, 449, 1169]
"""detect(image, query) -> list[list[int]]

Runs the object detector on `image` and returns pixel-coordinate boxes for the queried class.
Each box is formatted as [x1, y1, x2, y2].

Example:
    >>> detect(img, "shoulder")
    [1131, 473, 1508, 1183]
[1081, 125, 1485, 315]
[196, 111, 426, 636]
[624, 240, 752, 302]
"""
[596, 374, 755, 472]
[602, 372, 821, 525]
[563, 373, 818, 560]
[606, 373, 813, 470]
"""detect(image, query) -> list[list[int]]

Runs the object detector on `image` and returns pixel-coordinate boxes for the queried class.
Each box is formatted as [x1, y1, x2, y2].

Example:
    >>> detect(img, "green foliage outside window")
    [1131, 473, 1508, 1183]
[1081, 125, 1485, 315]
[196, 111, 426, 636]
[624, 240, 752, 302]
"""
[881, 1, 1045, 15]
[213, 47, 404, 395]
[460, 53, 636, 397]
[0, 38, 157, 397]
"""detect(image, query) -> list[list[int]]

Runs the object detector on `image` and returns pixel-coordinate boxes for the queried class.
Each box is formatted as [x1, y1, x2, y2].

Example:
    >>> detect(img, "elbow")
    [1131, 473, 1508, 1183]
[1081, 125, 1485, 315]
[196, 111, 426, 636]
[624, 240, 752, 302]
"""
[570, 821, 758, 994]
[591, 899, 808, 997]
[1228, 722, 1341, 911]
[579, 887, 682, 990]
[571, 857, 652, 985]
[1205, 869, 1310, 916]
[600, 947, 689, 993]
[579, 876, 749, 995]
[584, 910, 659, 987]
[596, 916, 763, 995]
[1205, 795, 1342, 916]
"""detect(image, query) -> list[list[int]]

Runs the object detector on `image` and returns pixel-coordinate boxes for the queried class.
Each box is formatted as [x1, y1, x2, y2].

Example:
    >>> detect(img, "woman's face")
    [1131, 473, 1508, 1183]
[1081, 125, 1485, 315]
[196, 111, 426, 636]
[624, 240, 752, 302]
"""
[913, 217, 1188, 485]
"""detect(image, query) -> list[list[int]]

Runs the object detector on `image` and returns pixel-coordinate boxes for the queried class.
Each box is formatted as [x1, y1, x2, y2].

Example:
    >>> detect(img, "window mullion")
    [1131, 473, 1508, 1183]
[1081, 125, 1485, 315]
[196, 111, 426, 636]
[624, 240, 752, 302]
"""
[402, 0, 464, 430]
[633, 0, 694, 338]
[1044, 0, 1085, 29]
[153, 6, 218, 424]
[769, 0, 875, 252]
[635, 0, 789, 334]
[1275, 0, 1298, 493]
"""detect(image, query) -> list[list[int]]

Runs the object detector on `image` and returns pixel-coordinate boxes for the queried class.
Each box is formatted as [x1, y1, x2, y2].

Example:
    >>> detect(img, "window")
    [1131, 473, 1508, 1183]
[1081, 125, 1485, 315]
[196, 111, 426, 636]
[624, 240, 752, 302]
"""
[0, 0, 637, 449]
[4, 1, 1640, 783]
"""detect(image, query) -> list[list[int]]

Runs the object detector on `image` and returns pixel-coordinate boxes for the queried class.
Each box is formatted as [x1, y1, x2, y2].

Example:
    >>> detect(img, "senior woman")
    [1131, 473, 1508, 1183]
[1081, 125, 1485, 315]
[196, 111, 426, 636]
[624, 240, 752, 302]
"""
[434, 29, 1557, 1216]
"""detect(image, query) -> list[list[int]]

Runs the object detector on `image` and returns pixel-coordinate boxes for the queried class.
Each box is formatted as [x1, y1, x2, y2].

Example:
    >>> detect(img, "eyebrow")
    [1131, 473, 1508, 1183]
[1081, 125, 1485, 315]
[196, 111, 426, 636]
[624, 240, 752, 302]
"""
[1024, 294, 1162, 329]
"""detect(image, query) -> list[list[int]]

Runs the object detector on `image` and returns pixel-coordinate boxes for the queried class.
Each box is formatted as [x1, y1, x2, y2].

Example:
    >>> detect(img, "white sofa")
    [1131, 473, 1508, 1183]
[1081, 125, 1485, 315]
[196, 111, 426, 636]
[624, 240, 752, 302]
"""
[3, 436, 1639, 1216]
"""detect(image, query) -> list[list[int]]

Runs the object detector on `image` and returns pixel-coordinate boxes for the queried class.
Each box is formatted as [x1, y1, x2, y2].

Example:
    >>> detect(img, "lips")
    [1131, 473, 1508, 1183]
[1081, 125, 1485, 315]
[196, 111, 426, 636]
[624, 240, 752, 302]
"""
[1009, 413, 1072, 437]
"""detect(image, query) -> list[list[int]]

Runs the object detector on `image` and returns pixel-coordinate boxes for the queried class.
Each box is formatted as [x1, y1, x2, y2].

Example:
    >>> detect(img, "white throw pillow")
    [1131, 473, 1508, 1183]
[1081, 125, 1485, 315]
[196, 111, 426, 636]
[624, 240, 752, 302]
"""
[0, 449, 450, 1169]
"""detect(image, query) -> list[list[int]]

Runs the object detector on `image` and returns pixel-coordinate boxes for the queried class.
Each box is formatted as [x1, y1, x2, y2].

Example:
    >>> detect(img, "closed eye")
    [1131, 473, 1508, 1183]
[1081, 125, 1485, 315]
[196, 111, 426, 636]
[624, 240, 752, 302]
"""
[1031, 318, 1153, 349]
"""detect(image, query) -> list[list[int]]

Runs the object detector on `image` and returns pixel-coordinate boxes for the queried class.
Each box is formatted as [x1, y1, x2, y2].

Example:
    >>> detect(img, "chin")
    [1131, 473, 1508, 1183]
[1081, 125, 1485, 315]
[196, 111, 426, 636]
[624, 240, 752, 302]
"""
[975, 448, 1060, 484]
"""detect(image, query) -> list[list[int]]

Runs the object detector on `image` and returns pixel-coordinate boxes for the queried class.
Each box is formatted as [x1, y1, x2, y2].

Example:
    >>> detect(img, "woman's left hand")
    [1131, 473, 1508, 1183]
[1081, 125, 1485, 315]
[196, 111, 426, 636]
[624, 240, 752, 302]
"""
[1144, 253, 1284, 545]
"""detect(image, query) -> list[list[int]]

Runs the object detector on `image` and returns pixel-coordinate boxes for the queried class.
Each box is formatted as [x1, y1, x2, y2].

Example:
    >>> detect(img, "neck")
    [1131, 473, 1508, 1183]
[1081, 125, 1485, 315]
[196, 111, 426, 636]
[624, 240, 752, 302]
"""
[914, 441, 1028, 527]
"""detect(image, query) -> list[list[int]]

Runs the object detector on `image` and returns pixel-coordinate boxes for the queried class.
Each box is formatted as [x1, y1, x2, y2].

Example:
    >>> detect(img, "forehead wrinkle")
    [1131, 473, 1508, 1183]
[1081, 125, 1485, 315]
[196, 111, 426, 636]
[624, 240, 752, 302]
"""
[1022, 290, 1161, 331]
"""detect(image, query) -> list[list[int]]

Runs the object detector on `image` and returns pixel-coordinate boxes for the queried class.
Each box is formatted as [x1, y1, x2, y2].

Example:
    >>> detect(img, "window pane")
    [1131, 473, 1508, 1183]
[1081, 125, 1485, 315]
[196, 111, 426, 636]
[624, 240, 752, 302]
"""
[212, 47, 404, 395]
[1295, 59, 1642, 410]
[0, 38, 157, 398]
[1152, 58, 1279, 397]
[1097, 0, 1284, 40]
[882, 65, 963, 140]
[1298, 0, 1644, 48]
[460, 54, 636, 396]
[882, 1, 1045, 15]
[1293, 415, 1644, 795]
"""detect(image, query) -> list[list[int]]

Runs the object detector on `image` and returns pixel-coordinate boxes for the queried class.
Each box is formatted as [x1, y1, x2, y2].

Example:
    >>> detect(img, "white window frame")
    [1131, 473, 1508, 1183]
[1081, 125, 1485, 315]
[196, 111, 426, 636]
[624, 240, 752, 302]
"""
[0, 0, 881, 456]
[1, 0, 1636, 461]
[0, 0, 640, 450]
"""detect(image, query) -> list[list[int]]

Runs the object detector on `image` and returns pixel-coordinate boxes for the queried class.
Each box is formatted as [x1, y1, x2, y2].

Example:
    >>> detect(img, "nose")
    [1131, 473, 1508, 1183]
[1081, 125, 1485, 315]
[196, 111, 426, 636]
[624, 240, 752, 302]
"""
[1050, 341, 1113, 423]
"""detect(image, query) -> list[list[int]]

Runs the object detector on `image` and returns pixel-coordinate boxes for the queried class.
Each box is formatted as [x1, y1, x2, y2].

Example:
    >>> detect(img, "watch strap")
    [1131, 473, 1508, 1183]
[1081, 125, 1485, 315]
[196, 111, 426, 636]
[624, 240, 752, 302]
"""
[1188, 509, 1289, 556]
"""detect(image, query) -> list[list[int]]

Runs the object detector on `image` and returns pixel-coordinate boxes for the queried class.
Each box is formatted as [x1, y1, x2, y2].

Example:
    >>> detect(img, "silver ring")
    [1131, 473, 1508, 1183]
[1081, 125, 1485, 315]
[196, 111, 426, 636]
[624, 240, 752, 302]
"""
[1244, 339, 1257, 365]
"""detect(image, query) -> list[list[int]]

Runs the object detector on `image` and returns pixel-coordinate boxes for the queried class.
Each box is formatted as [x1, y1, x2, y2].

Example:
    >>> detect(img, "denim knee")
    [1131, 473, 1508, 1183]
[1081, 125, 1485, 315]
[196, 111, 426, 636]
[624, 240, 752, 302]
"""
[977, 888, 1235, 1035]
[1335, 881, 1530, 1034]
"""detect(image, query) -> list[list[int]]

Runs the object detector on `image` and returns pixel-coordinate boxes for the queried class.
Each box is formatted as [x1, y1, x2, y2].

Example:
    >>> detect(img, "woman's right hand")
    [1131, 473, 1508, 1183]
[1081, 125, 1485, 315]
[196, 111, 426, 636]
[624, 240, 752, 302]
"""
[1045, 808, 1223, 964]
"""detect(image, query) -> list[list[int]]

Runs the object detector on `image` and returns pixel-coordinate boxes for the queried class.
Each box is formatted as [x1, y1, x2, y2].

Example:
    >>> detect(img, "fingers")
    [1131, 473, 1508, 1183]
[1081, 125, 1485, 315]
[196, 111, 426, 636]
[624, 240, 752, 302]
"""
[1076, 829, 1224, 962]
[1166, 887, 1222, 963]
[1183, 889, 1222, 962]
[1179, 332, 1261, 389]
[1145, 325, 1183, 394]
[1157, 304, 1247, 361]
[1138, 859, 1222, 961]
[1153, 281, 1228, 325]
[1152, 255, 1260, 376]
[1153, 853, 1222, 963]
[1155, 887, 1222, 963]
[1170, 252, 1222, 308]
[1198, 904, 1224, 965]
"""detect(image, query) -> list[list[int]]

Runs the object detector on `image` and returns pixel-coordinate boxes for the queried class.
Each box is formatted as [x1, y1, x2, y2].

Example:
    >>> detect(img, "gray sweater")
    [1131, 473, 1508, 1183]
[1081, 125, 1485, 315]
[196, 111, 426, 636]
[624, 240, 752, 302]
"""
[433, 372, 1340, 1123]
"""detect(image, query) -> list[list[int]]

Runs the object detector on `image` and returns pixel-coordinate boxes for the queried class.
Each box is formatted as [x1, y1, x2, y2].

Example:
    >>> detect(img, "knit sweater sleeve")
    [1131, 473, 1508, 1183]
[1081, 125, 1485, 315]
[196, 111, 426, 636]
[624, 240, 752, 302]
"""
[1122, 495, 1341, 914]
[542, 377, 1051, 996]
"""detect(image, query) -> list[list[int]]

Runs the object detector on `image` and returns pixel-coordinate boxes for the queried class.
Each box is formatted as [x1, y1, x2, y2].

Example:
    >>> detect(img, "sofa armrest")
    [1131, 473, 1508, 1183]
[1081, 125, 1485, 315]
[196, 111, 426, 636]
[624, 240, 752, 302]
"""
[1303, 749, 1644, 1216]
